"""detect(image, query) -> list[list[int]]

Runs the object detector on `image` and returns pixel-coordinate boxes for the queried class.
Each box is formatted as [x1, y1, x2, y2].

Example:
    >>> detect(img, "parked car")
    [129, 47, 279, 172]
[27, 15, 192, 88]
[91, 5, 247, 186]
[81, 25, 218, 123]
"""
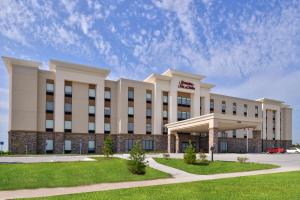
[286, 147, 300, 154]
[267, 147, 285, 154]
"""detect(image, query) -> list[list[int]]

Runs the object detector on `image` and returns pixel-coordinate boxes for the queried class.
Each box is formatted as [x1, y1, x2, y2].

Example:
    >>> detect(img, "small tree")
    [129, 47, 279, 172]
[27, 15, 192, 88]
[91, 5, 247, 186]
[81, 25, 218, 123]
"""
[184, 140, 196, 164]
[127, 142, 147, 174]
[103, 136, 113, 158]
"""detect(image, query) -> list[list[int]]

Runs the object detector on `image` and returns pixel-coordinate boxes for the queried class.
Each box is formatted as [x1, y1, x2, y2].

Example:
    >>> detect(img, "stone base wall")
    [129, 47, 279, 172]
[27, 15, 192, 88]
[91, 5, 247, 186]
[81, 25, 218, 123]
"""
[9, 131, 37, 154]
[218, 138, 262, 153]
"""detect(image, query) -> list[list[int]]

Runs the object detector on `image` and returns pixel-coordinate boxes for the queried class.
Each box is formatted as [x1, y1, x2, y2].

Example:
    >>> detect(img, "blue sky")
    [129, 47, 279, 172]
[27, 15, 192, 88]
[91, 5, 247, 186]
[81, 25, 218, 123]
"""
[0, 0, 300, 150]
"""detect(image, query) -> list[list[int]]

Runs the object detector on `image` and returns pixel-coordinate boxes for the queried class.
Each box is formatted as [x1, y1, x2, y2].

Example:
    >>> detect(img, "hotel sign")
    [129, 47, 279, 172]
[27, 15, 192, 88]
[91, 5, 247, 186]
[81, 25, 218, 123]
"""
[178, 80, 195, 90]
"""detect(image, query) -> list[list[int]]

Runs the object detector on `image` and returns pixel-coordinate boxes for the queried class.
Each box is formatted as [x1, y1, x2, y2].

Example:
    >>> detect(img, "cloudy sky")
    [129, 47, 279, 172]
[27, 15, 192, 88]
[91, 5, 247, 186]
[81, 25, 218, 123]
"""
[0, 0, 299, 150]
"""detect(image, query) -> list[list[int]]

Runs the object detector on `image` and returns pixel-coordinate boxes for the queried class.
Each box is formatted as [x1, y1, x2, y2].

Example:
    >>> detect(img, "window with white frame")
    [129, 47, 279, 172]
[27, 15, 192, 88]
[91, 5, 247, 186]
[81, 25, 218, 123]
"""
[89, 105, 95, 114]
[232, 129, 237, 138]
[65, 85, 72, 95]
[128, 90, 134, 100]
[64, 121, 72, 130]
[89, 89, 96, 98]
[88, 122, 95, 131]
[146, 124, 152, 133]
[146, 93, 152, 101]
[64, 103, 72, 113]
[46, 120, 54, 129]
[128, 107, 134, 115]
[128, 123, 134, 133]
[163, 110, 168, 118]
[210, 99, 214, 112]
[244, 104, 248, 116]
[46, 101, 54, 112]
[104, 90, 111, 100]
[104, 123, 111, 132]
[255, 106, 259, 118]
[163, 95, 168, 104]
[46, 83, 54, 93]
[45, 140, 53, 151]
[104, 107, 111, 116]
[64, 140, 71, 151]
[221, 101, 226, 113]
[88, 140, 95, 151]
[233, 102, 237, 115]
[146, 109, 152, 117]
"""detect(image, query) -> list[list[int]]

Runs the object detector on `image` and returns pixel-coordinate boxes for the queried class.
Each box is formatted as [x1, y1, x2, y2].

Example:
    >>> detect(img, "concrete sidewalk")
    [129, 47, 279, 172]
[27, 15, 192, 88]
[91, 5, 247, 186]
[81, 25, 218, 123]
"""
[1, 155, 300, 199]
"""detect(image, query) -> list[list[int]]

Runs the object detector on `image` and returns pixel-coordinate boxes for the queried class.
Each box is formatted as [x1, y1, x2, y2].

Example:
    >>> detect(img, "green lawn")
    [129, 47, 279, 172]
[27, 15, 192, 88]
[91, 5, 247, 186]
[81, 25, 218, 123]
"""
[30, 171, 300, 200]
[0, 157, 170, 190]
[154, 158, 278, 174]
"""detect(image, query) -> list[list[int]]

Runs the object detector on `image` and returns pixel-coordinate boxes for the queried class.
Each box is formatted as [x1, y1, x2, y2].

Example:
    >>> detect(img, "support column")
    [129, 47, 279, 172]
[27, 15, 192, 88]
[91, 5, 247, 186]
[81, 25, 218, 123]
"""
[175, 133, 180, 153]
[209, 128, 218, 153]
[54, 74, 64, 132]
[95, 81, 104, 134]
[168, 129, 171, 153]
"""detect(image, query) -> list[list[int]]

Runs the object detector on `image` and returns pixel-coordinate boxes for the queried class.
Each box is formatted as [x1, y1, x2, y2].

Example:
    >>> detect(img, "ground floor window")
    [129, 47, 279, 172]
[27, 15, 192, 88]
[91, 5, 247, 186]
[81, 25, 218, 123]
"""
[181, 142, 196, 153]
[88, 140, 95, 153]
[125, 139, 134, 152]
[45, 140, 53, 153]
[220, 141, 228, 153]
[64, 140, 72, 153]
[142, 140, 154, 151]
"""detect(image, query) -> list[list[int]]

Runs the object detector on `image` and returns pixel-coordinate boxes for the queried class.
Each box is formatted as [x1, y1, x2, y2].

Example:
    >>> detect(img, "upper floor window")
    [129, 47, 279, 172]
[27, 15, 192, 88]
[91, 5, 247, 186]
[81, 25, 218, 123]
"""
[89, 105, 95, 115]
[46, 120, 54, 130]
[104, 123, 111, 134]
[210, 99, 214, 113]
[233, 102, 237, 115]
[255, 106, 259, 118]
[163, 110, 168, 119]
[46, 83, 54, 93]
[88, 122, 95, 133]
[244, 104, 248, 117]
[146, 124, 152, 134]
[46, 101, 54, 113]
[221, 131, 227, 138]
[128, 107, 134, 116]
[128, 123, 134, 133]
[177, 111, 190, 121]
[221, 101, 226, 114]
[163, 95, 168, 104]
[104, 107, 111, 116]
[177, 96, 191, 107]
[89, 89, 96, 99]
[64, 121, 72, 132]
[232, 129, 237, 138]
[272, 111, 276, 119]
[146, 92, 152, 102]
[146, 109, 152, 118]
[65, 85, 72, 96]
[64, 103, 72, 114]
[104, 90, 111, 100]
[128, 90, 134, 101]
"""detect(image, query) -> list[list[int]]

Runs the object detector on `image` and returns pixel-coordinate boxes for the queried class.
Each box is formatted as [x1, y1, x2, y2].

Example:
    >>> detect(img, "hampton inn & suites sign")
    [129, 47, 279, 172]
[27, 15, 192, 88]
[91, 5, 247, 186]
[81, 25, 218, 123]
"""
[178, 80, 195, 90]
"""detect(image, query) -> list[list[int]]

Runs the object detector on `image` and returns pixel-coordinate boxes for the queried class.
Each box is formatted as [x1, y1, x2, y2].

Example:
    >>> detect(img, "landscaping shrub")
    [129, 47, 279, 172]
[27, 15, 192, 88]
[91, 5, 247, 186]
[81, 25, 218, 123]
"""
[237, 157, 249, 163]
[199, 151, 208, 163]
[127, 142, 148, 175]
[103, 136, 113, 158]
[184, 141, 196, 164]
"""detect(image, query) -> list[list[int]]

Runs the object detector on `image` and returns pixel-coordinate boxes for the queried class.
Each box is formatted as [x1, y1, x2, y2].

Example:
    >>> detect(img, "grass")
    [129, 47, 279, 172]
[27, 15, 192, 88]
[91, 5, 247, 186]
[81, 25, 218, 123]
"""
[0, 157, 170, 190]
[30, 171, 300, 200]
[153, 158, 278, 174]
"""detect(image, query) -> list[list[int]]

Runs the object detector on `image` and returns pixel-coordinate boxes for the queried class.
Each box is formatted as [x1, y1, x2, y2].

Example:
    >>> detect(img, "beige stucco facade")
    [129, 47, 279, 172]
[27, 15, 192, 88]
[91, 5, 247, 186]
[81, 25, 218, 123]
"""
[3, 56, 293, 154]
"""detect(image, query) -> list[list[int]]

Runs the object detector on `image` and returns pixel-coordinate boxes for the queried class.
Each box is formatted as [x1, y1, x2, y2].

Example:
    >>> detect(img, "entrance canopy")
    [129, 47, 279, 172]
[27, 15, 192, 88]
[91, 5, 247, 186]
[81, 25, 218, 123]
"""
[165, 113, 262, 133]
[165, 113, 262, 153]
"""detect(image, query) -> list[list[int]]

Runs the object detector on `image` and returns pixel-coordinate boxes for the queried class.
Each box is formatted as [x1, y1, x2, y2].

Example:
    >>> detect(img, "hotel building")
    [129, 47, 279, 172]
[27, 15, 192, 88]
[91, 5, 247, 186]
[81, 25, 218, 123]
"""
[3, 56, 292, 154]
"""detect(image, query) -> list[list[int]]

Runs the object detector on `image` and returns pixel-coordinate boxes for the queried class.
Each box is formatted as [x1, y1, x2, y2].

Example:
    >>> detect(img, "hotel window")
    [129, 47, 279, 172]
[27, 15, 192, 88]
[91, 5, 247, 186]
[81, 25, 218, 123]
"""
[46, 101, 54, 113]
[64, 103, 72, 114]
[163, 110, 168, 119]
[46, 83, 54, 94]
[146, 109, 152, 118]
[64, 140, 72, 153]
[146, 92, 152, 103]
[163, 95, 168, 104]
[45, 140, 53, 152]
[162, 126, 168, 134]
[104, 107, 111, 116]
[221, 101, 226, 114]
[142, 140, 154, 151]
[128, 90, 134, 101]
[244, 104, 248, 117]
[125, 139, 134, 152]
[89, 105, 95, 116]
[65, 85, 72, 97]
[273, 129, 276, 140]
[272, 111, 276, 120]
[232, 130, 237, 138]
[221, 131, 227, 138]
[46, 120, 54, 132]
[177, 111, 190, 121]
[104, 90, 111, 100]
[233, 103, 237, 115]
[244, 132, 247, 139]
[146, 124, 152, 134]
[128, 123, 134, 133]
[88, 122, 95, 133]
[210, 99, 214, 113]
[128, 107, 134, 117]
[64, 121, 72, 132]
[104, 123, 111, 134]
[88, 88, 96, 99]
[186, 98, 191, 106]
[88, 140, 95, 153]
[177, 97, 190, 107]
[255, 106, 259, 118]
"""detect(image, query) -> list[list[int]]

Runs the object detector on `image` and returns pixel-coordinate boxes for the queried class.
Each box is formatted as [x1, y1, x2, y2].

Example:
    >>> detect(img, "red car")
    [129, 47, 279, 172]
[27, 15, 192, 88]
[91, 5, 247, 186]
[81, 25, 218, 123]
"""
[267, 147, 285, 154]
